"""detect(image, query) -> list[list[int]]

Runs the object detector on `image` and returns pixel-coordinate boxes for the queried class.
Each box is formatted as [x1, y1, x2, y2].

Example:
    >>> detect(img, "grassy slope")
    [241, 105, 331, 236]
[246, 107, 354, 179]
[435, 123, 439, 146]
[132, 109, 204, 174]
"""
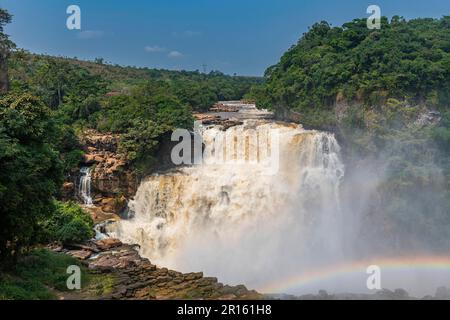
[0, 249, 113, 300]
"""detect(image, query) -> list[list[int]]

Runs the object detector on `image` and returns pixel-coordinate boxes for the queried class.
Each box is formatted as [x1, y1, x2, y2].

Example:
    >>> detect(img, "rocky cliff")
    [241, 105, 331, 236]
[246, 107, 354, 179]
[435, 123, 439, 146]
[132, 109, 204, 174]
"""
[50, 239, 261, 300]
[60, 130, 138, 222]
[81, 130, 138, 198]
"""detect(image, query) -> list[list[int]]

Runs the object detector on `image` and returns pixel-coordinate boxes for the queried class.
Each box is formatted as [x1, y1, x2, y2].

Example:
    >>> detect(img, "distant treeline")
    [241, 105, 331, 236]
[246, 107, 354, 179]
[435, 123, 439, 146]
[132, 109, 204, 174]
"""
[6, 50, 262, 172]
[10, 51, 262, 112]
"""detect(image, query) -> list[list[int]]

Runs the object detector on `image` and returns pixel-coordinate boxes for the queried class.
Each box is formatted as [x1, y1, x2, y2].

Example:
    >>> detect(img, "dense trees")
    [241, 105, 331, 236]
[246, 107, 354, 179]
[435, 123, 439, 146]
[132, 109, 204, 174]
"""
[6, 50, 259, 173]
[249, 16, 450, 128]
[0, 8, 13, 93]
[0, 10, 94, 264]
[97, 83, 193, 174]
[249, 16, 450, 251]
[5, 47, 262, 177]
[38, 201, 94, 244]
[0, 93, 63, 261]
[9, 51, 261, 112]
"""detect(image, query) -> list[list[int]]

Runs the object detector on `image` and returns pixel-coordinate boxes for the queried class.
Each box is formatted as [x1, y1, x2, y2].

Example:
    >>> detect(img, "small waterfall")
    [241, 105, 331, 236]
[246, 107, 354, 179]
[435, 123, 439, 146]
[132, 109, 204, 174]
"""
[79, 167, 93, 206]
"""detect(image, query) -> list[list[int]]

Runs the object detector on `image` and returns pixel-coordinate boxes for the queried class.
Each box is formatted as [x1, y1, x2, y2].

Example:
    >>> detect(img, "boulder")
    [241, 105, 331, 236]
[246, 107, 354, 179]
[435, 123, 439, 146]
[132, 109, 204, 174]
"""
[94, 155, 105, 163]
[184, 272, 203, 281]
[94, 238, 123, 250]
[106, 158, 116, 166]
[61, 182, 75, 200]
[82, 154, 97, 165]
[68, 250, 92, 260]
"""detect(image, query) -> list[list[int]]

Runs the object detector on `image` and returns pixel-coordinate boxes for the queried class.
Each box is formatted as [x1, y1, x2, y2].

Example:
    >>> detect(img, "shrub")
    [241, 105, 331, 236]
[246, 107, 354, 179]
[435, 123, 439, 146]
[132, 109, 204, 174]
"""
[39, 201, 94, 244]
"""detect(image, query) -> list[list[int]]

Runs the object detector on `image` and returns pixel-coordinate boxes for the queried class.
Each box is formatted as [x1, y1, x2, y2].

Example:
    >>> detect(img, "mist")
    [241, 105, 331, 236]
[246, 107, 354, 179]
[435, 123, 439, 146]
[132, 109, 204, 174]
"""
[112, 120, 450, 298]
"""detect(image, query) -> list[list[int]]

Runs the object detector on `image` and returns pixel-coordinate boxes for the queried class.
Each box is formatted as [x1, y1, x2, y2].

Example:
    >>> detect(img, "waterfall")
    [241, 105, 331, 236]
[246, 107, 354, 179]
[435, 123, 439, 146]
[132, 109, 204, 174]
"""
[113, 120, 346, 291]
[79, 166, 93, 206]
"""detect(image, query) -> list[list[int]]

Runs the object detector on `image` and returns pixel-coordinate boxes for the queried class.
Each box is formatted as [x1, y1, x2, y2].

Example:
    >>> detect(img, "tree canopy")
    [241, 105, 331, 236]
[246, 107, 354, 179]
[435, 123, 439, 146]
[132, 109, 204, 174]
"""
[249, 16, 450, 126]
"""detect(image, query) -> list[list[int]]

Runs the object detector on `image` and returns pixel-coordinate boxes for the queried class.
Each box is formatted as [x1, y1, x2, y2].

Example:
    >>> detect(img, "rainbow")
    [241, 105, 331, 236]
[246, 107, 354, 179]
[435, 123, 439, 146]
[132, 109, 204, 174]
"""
[259, 255, 450, 294]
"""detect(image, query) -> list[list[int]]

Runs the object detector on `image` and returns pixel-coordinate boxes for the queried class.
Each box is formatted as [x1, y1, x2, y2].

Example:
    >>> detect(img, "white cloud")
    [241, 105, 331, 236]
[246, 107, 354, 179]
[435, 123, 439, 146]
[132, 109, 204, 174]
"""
[77, 30, 104, 40]
[168, 51, 183, 59]
[144, 45, 166, 53]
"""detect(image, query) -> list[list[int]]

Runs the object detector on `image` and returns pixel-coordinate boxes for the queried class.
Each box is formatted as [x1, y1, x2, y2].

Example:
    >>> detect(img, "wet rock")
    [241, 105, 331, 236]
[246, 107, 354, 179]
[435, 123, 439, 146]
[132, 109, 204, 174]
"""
[61, 237, 263, 300]
[156, 276, 172, 284]
[210, 103, 239, 112]
[194, 113, 221, 123]
[221, 120, 244, 130]
[67, 250, 92, 260]
[158, 268, 169, 275]
[84, 206, 121, 224]
[220, 285, 237, 295]
[82, 154, 97, 165]
[65, 243, 100, 253]
[134, 288, 150, 299]
[184, 272, 203, 281]
[234, 284, 249, 296]
[71, 129, 138, 212]
[94, 238, 122, 250]
[197, 277, 218, 287]
[414, 110, 441, 128]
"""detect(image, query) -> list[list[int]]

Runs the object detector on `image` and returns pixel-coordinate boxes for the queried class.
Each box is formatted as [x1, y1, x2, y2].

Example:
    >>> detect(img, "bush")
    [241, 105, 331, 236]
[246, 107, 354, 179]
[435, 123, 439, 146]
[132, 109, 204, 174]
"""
[39, 201, 94, 244]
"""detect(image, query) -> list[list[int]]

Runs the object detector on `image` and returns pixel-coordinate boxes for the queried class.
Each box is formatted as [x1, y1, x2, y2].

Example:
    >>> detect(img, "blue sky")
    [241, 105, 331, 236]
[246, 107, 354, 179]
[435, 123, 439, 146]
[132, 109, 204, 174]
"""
[1, 0, 449, 76]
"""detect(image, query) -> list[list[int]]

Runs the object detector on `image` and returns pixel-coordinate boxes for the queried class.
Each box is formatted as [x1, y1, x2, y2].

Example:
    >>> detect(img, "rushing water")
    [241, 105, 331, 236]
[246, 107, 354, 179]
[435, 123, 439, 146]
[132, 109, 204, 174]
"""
[109, 115, 450, 297]
[79, 166, 93, 206]
[113, 119, 347, 291]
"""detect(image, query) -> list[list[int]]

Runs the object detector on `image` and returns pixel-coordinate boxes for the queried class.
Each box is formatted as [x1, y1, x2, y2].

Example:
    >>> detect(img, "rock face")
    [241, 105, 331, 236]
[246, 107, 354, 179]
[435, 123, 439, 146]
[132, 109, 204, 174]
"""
[56, 239, 262, 300]
[413, 110, 441, 128]
[80, 130, 137, 199]
[210, 103, 239, 112]
[193, 113, 244, 130]
[62, 130, 138, 221]
[57, 130, 140, 222]
[193, 113, 221, 124]
[61, 182, 75, 201]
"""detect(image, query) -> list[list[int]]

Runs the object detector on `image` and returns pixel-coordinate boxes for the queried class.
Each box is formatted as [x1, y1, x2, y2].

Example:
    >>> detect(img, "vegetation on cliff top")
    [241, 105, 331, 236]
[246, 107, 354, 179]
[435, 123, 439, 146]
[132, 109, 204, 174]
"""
[249, 16, 450, 125]
[7, 49, 260, 173]
[248, 16, 450, 251]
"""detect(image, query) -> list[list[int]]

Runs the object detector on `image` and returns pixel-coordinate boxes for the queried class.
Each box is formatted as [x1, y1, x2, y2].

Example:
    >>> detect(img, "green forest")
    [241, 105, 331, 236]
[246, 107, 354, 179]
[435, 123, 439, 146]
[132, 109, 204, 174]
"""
[248, 16, 449, 126]
[0, 7, 260, 267]
[248, 16, 450, 251]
